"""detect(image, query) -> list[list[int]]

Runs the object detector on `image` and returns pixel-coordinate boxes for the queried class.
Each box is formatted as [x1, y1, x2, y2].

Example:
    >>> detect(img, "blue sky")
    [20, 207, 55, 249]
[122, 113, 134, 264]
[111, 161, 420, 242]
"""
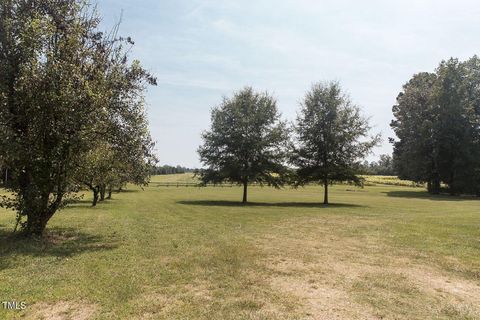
[98, 0, 480, 168]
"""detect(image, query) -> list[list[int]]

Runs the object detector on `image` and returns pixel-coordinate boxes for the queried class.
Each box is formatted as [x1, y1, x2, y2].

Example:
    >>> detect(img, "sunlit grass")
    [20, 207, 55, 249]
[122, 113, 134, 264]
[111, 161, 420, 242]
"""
[0, 176, 479, 319]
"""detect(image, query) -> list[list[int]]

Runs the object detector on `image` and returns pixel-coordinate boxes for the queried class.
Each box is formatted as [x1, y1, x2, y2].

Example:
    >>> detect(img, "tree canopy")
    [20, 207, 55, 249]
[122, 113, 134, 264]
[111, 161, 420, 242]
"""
[197, 87, 289, 203]
[290, 81, 380, 204]
[360, 154, 396, 176]
[391, 57, 480, 195]
[0, 0, 155, 235]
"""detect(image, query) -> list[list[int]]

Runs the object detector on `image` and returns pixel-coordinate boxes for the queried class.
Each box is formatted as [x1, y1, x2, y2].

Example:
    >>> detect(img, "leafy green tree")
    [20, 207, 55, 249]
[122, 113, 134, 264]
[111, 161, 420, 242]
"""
[460, 57, 480, 195]
[198, 87, 289, 203]
[390, 72, 440, 192]
[433, 59, 470, 195]
[79, 143, 116, 206]
[362, 154, 396, 176]
[150, 165, 194, 175]
[0, 0, 155, 236]
[290, 81, 380, 205]
[75, 41, 157, 206]
[391, 57, 480, 195]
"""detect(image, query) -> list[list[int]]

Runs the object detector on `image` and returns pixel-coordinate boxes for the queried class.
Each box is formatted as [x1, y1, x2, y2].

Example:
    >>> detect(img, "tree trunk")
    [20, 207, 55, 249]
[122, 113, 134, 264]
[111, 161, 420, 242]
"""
[92, 188, 99, 207]
[434, 179, 440, 194]
[323, 178, 329, 205]
[22, 193, 63, 237]
[107, 187, 112, 199]
[99, 184, 105, 201]
[449, 172, 455, 196]
[24, 215, 49, 237]
[242, 181, 248, 204]
[430, 174, 440, 195]
[431, 157, 441, 194]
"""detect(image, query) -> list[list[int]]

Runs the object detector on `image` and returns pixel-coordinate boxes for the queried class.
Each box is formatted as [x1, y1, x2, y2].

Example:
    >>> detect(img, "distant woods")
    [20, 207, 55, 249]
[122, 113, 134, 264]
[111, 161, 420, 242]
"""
[0, 0, 156, 236]
[360, 155, 395, 176]
[150, 165, 194, 175]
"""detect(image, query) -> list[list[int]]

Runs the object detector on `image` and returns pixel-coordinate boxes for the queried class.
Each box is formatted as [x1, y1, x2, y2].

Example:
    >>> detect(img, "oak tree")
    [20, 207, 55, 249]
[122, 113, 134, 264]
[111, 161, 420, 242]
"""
[291, 81, 380, 205]
[198, 87, 289, 203]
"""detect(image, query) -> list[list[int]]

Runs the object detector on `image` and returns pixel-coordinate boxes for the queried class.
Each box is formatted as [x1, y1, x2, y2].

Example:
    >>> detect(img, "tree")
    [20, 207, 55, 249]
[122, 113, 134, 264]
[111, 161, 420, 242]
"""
[362, 154, 396, 176]
[391, 57, 480, 195]
[390, 72, 440, 192]
[150, 165, 194, 175]
[459, 57, 480, 195]
[74, 36, 157, 206]
[77, 139, 154, 207]
[198, 87, 289, 203]
[79, 143, 116, 206]
[290, 81, 380, 205]
[0, 0, 155, 236]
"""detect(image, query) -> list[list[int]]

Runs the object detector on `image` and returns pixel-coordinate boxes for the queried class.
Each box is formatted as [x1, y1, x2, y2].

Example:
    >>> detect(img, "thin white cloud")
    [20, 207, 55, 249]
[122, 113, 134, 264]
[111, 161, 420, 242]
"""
[98, 0, 480, 166]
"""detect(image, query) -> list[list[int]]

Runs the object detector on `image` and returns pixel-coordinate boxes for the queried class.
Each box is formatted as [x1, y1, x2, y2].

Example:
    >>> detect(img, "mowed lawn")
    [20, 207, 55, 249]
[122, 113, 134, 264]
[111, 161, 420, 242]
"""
[1, 175, 480, 319]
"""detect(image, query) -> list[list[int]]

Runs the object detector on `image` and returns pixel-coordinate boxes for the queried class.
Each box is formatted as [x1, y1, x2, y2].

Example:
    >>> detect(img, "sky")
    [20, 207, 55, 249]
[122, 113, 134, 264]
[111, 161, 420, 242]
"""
[97, 0, 480, 168]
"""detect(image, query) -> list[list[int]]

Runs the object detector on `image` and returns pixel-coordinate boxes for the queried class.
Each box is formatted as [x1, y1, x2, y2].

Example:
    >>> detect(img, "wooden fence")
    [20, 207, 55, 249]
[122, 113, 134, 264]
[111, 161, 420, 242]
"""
[149, 182, 236, 188]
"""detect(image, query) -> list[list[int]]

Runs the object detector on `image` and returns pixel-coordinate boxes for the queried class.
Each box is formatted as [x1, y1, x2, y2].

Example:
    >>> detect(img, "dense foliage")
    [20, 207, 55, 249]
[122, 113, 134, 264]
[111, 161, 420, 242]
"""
[391, 57, 480, 195]
[0, 0, 155, 235]
[290, 81, 380, 204]
[198, 87, 289, 203]
[150, 165, 194, 175]
[360, 154, 396, 176]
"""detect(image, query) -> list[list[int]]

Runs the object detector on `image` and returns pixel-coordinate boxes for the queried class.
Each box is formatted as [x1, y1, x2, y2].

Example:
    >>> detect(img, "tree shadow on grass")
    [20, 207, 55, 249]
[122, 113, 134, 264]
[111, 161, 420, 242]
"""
[0, 227, 118, 270]
[64, 198, 93, 209]
[177, 200, 364, 208]
[64, 198, 119, 211]
[385, 190, 479, 201]
[117, 189, 140, 193]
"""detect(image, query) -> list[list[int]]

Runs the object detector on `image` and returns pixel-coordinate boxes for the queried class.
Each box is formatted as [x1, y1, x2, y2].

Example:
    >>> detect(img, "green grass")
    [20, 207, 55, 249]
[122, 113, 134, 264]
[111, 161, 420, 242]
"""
[1, 173, 480, 319]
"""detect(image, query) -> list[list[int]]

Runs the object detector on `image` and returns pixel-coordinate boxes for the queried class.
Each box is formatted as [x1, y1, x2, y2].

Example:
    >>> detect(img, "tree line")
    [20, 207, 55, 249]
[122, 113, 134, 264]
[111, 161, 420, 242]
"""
[359, 155, 395, 176]
[150, 165, 194, 175]
[0, 0, 156, 236]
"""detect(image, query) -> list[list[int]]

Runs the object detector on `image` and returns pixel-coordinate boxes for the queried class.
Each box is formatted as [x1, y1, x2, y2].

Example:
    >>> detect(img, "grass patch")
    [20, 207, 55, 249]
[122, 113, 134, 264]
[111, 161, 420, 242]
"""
[0, 175, 479, 319]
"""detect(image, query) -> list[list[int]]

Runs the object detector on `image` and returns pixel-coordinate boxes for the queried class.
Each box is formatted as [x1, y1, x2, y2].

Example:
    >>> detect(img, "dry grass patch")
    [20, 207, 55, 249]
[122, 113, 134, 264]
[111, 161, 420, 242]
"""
[270, 275, 378, 319]
[25, 301, 97, 320]
[259, 215, 480, 320]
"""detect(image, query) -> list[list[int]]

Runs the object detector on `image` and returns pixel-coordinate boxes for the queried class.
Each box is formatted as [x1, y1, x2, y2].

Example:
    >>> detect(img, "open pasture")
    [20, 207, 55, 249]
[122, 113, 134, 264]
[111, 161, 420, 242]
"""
[1, 174, 479, 319]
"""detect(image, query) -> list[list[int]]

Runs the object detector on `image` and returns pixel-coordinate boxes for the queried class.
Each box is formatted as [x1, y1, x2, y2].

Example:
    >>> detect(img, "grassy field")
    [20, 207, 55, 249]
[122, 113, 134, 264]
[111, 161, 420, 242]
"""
[148, 173, 425, 188]
[1, 174, 480, 319]
[361, 175, 425, 188]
